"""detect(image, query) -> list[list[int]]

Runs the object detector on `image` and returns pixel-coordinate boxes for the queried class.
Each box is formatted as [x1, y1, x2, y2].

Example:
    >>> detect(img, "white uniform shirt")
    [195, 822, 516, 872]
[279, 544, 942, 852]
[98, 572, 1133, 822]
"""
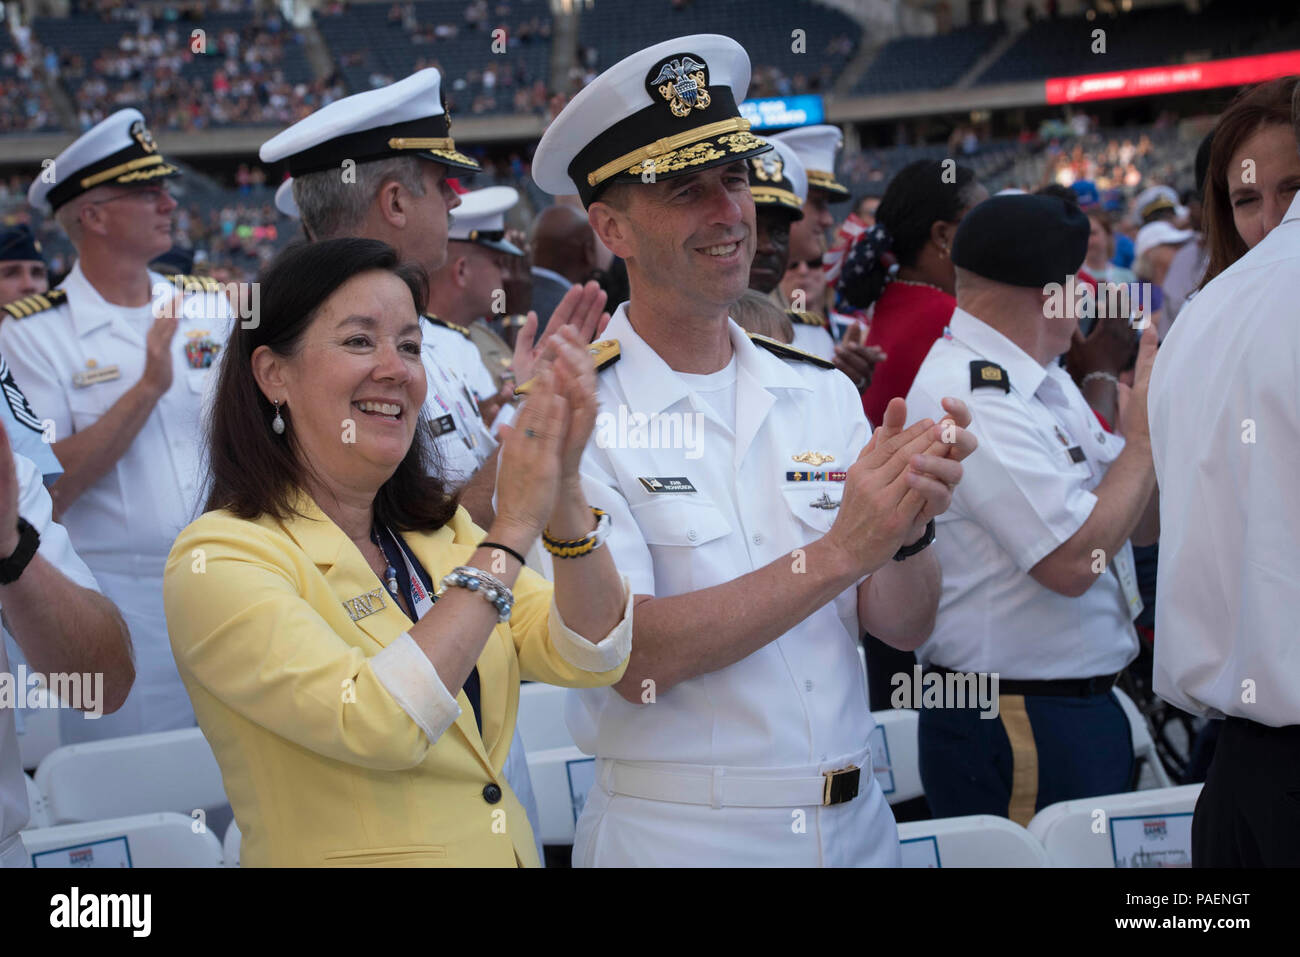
[790, 321, 835, 361]
[419, 319, 496, 487]
[1149, 194, 1300, 727]
[906, 308, 1139, 680]
[0, 451, 100, 867]
[423, 318, 498, 400]
[0, 262, 231, 741]
[568, 304, 898, 866]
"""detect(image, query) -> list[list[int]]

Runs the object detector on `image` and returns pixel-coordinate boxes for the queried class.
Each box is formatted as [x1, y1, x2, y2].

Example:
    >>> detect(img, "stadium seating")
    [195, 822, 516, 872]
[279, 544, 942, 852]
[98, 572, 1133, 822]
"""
[854, 24, 1004, 94]
[1113, 686, 1173, 789]
[34, 727, 228, 826]
[898, 815, 1049, 867]
[1027, 783, 1202, 867]
[23, 772, 49, 829]
[525, 744, 593, 847]
[15, 696, 62, 773]
[23, 811, 224, 867]
[516, 682, 574, 754]
[871, 708, 923, 805]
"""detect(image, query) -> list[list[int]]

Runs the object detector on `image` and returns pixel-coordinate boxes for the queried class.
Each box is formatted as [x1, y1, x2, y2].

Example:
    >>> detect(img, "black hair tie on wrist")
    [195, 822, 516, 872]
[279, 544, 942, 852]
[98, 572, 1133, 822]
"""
[478, 541, 527, 567]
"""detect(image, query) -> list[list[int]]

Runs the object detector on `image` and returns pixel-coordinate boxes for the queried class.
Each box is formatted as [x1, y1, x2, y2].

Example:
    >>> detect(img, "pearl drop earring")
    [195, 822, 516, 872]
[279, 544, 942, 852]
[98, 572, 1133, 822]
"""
[272, 400, 285, 435]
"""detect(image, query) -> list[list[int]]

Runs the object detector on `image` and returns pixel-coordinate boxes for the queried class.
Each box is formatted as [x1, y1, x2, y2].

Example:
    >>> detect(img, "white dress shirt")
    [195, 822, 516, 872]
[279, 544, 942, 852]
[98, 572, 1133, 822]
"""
[907, 308, 1140, 680]
[1149, 193, 1300, 727]
[568, 302, 898, 867]
[423, 317, 498, 400]
[0, 262, 231, 742]
[1, 451, 101, 867]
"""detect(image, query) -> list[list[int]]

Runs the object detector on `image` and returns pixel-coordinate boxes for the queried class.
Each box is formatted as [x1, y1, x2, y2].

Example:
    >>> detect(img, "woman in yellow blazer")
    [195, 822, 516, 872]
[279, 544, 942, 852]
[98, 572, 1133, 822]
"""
[164, 238, 632, 867]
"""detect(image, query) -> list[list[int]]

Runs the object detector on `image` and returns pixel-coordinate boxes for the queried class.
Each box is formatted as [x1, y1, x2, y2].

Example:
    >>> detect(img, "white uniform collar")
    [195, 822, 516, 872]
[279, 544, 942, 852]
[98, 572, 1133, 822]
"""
[62, 260, 164, 339]
[605, 302, 810, 414]
[1283, 191, 1300, 226]
[947, 306, 1049, 398]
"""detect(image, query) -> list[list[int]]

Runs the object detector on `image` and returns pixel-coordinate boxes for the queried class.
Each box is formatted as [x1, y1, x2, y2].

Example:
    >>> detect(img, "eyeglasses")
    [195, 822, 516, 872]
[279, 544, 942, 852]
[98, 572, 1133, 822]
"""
[786, 257, 823, 272]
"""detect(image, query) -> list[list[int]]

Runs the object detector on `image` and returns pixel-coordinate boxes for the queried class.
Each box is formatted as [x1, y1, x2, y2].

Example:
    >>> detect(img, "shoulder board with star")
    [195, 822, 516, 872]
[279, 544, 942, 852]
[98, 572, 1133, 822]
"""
[425, 315, 472, 339]
[514, 339, 620, 396]
[2, 288, 67, 320]
[165, 273, 222, 293]
[748, 332, 835, 369]
[969, 360, 1010, 393]
[785, 309, 829, 329]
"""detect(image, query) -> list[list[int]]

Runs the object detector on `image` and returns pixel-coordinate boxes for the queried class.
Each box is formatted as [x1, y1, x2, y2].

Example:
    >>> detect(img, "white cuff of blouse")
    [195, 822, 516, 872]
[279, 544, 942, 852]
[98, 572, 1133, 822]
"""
[371, 635, 462, 744]
[548, 574, 634, 673]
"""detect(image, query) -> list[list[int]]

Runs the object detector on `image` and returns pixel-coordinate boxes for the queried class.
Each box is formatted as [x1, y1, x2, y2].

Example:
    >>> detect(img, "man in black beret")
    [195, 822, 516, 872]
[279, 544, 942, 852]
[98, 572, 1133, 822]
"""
[903, 194, 1163, 825]
[0, 226, 49, 312]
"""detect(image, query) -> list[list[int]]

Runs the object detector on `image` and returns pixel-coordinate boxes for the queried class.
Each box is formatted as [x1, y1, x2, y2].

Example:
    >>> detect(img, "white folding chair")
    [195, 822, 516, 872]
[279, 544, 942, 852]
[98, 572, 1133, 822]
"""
[24, 812, 224, 868]
[1027, 783, 1202, 867]
[23, 772, 49, 829]
[525, 745, 595, 846]
[1112, 686, 1173, 788]
[223, 819, 241, 867]
[35, 727, 228, 825]
[870, 708, 923, 804]
[515, 683, 575, 754]
[897, 815, 1049, 867]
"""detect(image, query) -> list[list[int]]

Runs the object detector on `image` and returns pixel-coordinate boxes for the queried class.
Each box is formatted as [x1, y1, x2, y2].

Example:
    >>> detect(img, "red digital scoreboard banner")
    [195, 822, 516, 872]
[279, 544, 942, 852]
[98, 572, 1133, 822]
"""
[1045, 50, 1300, 105]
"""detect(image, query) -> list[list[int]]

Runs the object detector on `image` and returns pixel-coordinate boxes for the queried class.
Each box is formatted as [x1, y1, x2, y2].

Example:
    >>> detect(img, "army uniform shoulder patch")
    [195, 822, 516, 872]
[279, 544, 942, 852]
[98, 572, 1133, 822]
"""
[514, 339, 621, 396]
[425, 314, 472, 339]
[748, 332, 835, 369]
[3, 288, 67, 320]
[165, 273, 221, 293]
[785, 310, 828, 329]
[969, 360, 1010, 393]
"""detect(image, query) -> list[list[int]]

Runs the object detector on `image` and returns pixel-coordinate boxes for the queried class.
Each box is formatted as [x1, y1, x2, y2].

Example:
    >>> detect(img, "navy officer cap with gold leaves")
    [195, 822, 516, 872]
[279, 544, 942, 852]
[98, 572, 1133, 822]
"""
[532, 34, 772, 207]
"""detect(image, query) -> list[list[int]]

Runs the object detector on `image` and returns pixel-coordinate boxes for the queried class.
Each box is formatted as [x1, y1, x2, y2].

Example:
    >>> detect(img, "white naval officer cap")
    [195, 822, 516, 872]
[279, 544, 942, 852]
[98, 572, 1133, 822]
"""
[532, 34, 771, 207]
[748, 136, 807, 219]
[449, 186, 523, 256]
[30, 108, 181, 212]
[1133, 184, 1185, 223]
[259, 68, 480, 178]
[769, 124, 849, 200]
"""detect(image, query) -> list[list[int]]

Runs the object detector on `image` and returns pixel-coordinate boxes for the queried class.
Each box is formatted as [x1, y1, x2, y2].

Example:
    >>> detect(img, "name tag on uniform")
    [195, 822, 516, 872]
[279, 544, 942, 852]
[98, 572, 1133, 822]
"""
[72, 364, 121, 388]
[638, 476, 696, 494]
[1110, 544, 1144, 620]
[429, 414, 457, 437]
[1067, 446, 1087, 464]
[343, 588, 387, 622]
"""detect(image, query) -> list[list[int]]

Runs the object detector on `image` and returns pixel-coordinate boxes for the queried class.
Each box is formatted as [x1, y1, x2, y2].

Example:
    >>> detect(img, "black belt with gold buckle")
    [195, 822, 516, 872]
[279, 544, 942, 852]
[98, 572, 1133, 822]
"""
[822, 765, 861, 806]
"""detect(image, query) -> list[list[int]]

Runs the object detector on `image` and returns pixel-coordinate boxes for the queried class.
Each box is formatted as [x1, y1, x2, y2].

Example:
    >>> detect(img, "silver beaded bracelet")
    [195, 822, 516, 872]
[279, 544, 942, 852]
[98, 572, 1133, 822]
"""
[438, 566, 514, 623]
[1081, 371, 1120, 388]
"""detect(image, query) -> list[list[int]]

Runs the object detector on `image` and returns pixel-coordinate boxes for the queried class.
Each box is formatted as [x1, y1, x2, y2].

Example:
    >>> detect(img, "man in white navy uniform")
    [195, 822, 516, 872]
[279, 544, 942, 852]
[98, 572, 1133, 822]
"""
[1148, 100, 1300, 865]
[0, 109, 233, 744]
[533, 34, 978, 867]
[262, 71, 563, 856]
[906, 194, 1159, 824]
[425, 185, 523, 412]
[0, 420, 133, 867]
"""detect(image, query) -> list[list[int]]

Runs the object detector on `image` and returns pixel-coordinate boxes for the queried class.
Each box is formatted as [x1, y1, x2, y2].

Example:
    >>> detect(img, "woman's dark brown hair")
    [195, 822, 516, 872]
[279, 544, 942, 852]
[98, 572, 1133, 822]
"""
[203, 237, 459, 532]
[1201, 76, 1299, 288]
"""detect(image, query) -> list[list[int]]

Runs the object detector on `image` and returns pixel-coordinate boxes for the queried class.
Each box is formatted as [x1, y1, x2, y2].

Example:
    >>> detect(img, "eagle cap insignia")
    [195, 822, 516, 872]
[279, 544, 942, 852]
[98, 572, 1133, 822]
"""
[130, 119, 158, 154]
[649, 54, 712, 118]
[752, 152, 783, 182]
[793, 451, 835, 467]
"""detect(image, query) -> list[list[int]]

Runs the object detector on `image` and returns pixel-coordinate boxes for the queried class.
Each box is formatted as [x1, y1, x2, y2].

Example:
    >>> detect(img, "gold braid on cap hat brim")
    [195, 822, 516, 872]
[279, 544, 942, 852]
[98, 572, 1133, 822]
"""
[587, 118, 759, 188]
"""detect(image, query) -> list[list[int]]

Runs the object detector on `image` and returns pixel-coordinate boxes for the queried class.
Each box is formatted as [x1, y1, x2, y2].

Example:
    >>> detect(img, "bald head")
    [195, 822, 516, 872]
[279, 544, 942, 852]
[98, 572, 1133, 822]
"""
[531, 204, 596, 281]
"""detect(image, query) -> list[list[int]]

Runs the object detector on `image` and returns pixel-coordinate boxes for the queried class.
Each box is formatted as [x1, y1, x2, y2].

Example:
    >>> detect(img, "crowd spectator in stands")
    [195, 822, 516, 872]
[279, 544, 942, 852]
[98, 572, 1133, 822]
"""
[730, 288, 794, 343]
[1199, 77, 1300, 289]
[528, 205, 598, 336]
[165, 237, 632, 867]
[1161, 131, 1214, 327]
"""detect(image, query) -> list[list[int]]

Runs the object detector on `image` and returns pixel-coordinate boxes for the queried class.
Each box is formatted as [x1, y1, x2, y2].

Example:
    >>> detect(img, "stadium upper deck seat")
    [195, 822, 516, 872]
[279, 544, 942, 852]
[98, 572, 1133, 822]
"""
[1027, 783, 1202, 867]
[897, 815, 1049, 867]
[34, 727, 228, 826]
[854, 24, 1003, 94]
[23, 811, 224, 867]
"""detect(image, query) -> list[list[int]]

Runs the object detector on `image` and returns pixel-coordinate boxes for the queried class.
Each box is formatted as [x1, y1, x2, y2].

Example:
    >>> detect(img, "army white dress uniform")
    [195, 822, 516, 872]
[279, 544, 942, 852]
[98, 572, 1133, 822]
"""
[0, 450, 102, 867]
[0, 110, 232, 743]
[533, 34, 898, 867]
